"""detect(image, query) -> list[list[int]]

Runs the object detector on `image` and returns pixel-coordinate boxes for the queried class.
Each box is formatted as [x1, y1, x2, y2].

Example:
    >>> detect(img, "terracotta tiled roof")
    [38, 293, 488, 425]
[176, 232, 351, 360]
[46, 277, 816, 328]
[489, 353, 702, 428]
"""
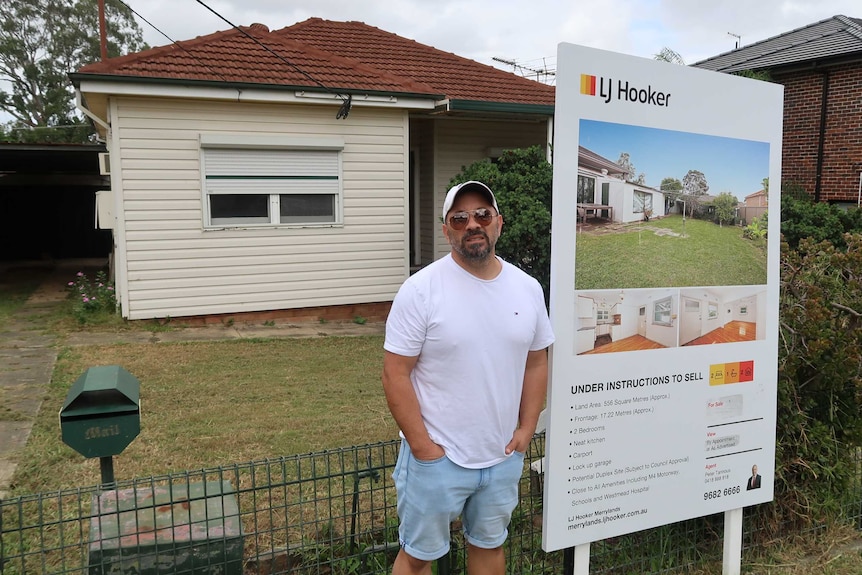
[744, 189, 767, 201]
[276, 18, 555, 106]
[76, 24, 432, 95]
[75, 18, 554, 108]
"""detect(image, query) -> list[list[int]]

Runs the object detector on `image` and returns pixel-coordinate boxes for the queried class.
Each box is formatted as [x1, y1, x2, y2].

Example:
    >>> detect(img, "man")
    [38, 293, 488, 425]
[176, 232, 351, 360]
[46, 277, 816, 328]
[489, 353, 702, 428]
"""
[746, 465, 761, 490]
[382, 181, 554, 575]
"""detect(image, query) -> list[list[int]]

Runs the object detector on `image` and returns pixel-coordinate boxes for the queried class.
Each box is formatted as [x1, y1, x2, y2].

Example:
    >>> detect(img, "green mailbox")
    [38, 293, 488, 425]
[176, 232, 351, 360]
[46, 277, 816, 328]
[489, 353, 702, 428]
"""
[59, 365, 140, 459]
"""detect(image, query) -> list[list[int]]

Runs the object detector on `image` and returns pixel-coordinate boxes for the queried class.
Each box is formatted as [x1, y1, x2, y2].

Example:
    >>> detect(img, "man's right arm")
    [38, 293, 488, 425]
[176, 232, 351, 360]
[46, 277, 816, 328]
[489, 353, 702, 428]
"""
[381, 351, 445, 461]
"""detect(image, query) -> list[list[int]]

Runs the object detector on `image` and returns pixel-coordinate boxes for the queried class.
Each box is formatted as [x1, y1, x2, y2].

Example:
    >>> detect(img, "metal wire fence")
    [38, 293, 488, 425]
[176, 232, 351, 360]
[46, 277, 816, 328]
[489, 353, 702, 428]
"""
[1, 438, 860, 575]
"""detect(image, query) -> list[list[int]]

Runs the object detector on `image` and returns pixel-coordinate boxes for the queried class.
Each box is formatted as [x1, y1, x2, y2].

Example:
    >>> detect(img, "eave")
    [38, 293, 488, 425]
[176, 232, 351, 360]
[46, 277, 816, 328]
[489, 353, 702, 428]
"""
[70, 72, 441, 112]
[439, 99, 554, 117]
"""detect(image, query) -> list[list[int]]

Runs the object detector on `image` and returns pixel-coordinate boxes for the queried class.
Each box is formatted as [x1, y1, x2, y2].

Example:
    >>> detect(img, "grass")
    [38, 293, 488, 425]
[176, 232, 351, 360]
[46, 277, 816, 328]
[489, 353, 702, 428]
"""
[730, 525, 862, 574]
[4, 263, 862, 575]
[576, 215, 768, 289]
[11, 336, 396, 494]
[0, 267, 48, 321]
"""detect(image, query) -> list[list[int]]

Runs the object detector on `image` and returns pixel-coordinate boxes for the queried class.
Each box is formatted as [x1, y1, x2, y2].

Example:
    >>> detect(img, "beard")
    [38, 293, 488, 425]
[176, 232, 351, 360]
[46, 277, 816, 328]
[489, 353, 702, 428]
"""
[450, 229, 494, 262]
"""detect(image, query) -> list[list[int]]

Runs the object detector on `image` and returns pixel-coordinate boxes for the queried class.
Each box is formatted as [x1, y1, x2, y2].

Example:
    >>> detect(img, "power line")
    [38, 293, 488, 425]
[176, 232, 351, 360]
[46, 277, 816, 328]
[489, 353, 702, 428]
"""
[115, 0, 352, 119]
[116, 0, 231, 84]
[192, 0, 351, 119]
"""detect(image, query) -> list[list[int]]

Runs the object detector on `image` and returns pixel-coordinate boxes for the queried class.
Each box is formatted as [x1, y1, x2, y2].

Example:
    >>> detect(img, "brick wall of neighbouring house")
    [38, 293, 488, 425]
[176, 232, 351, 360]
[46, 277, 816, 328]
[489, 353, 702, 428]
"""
[775, 62, 862, 203]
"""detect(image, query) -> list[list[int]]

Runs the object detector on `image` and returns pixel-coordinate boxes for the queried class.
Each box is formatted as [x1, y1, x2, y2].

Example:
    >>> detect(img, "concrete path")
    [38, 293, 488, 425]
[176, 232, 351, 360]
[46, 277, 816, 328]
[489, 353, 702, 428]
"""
[0, 269, 65, 499]
[0, 264, 384, 499]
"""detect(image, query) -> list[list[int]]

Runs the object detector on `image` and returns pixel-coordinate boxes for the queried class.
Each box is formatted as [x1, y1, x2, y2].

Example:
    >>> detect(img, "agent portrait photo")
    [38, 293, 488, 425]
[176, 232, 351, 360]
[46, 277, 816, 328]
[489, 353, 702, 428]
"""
[746, 464, 762, 490]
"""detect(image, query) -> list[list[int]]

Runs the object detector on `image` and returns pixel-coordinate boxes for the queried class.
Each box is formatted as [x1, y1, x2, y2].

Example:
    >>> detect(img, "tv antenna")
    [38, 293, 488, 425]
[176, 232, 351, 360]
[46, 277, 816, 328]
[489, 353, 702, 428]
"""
[492, 57, 556, 84]
[728, 32, 741, 49]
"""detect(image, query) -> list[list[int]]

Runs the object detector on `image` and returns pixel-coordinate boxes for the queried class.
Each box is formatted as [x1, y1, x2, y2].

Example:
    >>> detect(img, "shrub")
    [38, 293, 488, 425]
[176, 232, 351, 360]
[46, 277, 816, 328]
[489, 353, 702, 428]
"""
[780, 197, 846, 248]
[67, 270, 117, 324]
[779, 190, 862, 250]
[742, 211, 768, 240]
[764, 234, 862, 529]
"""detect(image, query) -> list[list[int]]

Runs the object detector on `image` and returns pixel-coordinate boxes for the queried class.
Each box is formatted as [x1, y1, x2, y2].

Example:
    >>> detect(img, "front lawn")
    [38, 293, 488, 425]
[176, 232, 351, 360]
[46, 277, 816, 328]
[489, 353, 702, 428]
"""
[12, 336, 395, 494]
[575, 215, 768, 289]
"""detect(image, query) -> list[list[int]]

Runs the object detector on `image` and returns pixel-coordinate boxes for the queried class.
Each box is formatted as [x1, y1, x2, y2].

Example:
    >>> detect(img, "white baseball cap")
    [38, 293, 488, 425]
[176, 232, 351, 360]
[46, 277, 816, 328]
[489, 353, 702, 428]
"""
[442, 181, 500, 221]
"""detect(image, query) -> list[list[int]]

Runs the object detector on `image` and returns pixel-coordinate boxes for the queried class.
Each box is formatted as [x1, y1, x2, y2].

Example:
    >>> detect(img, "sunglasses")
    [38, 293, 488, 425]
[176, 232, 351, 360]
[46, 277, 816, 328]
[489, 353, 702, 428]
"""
[447, 208, 497, 231]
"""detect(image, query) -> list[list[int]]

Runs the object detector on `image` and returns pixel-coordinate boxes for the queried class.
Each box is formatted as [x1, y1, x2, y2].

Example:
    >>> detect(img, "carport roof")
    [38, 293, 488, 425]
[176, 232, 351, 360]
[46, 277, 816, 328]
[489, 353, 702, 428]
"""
[0, 143, 107, 187]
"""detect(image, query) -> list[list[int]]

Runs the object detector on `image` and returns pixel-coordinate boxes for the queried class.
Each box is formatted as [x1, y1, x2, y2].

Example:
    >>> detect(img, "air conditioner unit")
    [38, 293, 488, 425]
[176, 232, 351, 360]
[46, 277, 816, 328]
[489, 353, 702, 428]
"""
[98, 152, 111, 175]
[95, 190, 113, 230]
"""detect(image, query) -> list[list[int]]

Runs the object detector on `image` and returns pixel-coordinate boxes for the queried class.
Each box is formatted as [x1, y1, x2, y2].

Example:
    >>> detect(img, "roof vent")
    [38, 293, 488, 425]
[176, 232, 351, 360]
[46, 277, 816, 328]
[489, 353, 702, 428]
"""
[249, 23, 269, 33]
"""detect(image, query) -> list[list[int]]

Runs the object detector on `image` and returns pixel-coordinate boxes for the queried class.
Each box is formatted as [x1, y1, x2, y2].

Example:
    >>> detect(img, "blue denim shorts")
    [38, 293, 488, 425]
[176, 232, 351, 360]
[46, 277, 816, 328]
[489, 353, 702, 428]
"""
[392, 439, 525, 561]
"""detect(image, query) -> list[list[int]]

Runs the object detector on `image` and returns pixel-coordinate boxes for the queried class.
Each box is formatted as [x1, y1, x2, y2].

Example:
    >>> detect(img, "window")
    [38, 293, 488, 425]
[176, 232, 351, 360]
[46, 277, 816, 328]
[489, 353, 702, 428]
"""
[653, 297, 672, 326]
[597, 309, 609, 321]
[708, 303, 718, 319]
[633, 190, 653, 213]
[739, 306, 748, 315]
[201, 136, 343, 228]
[577, 175, 595, 203]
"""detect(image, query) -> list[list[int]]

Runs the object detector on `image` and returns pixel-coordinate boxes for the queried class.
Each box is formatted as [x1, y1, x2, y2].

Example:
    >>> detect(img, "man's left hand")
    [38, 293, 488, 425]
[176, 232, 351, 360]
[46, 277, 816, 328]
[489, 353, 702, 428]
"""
[505, 428, 533, 455]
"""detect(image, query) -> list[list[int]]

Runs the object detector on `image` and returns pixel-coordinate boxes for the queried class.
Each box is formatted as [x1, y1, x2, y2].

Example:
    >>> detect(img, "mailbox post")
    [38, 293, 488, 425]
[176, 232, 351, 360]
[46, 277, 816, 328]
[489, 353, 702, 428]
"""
[59, 365, 140, 488]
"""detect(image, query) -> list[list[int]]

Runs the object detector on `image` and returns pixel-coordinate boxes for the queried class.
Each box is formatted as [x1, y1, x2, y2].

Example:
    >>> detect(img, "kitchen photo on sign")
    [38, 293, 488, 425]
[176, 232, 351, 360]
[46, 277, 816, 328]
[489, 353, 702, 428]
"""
[574, 288, 678, 355]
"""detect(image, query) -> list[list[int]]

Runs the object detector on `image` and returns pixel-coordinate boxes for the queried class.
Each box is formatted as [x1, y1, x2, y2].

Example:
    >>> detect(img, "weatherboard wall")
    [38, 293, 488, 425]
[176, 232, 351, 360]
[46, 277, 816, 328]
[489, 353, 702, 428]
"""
[110, 97, 409, 320]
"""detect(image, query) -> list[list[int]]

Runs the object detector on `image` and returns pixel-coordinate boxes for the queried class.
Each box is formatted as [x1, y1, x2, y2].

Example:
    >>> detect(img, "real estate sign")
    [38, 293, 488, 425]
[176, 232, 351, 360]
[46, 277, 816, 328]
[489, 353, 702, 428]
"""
[543, 44, 783, 551]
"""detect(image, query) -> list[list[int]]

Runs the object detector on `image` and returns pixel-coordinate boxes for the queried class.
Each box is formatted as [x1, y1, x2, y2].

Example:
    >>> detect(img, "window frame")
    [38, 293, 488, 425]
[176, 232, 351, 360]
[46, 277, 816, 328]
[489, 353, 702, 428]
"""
[633, 190, 653, 214]
[200, 134, 345, 230]
[577, 175, 596, 204]
[652, 296, 673, 326]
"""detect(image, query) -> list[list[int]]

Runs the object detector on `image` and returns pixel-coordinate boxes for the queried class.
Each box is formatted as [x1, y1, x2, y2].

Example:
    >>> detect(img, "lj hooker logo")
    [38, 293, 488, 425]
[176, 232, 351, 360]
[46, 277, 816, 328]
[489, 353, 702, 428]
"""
[580, 74, 671, 107]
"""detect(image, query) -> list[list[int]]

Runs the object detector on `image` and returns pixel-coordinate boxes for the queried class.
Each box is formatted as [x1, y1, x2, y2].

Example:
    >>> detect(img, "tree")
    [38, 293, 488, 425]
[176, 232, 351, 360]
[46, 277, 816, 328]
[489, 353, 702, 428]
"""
[681, 169, 709, 217]
[761, 177, 769, 193]
[654, 47, 685, 65]
[660, 176, 683, 213]
[0, 0, 147, 143]
[615, 152, 634, 181]
[713, 192, 737, 227]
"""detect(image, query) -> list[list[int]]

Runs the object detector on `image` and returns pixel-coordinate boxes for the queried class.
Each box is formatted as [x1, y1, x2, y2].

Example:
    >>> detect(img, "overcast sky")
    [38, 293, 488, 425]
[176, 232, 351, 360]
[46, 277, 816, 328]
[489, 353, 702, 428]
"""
[122, 0, 862, 76]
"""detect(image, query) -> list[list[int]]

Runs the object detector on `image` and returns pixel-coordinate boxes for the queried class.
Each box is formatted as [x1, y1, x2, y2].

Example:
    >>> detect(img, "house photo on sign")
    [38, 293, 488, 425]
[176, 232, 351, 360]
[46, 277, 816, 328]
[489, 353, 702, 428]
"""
[574, 120, 770, 291]
[544, 43, 783, 552]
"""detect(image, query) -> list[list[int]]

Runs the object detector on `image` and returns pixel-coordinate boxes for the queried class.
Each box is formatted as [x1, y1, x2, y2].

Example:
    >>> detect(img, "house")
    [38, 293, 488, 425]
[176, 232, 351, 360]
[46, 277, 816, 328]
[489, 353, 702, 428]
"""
[70, 18, 554, 321]
[736, 189, 768, 225]
[577, 146, 665, 224]
[694, 15, 862, 207]
[743, 189, 768, 208]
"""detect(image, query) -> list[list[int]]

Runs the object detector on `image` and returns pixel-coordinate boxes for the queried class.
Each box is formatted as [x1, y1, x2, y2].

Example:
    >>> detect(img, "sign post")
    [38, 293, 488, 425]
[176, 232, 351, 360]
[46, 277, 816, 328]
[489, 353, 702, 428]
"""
[545, 43, 783, 568]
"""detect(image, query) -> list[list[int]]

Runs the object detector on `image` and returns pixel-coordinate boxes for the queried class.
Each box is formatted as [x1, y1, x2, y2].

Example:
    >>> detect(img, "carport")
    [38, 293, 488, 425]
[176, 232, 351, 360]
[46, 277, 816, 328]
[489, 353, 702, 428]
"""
[0, 143, 111, 263]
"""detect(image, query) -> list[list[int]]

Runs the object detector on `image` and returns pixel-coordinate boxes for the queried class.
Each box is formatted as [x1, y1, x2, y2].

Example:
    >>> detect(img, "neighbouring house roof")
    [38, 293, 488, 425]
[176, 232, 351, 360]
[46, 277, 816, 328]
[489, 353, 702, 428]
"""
[693, 14, 862, 73]
[744, 189, 767, 201]
[578, 146, 627, 177]
[72, 18, 554, 115]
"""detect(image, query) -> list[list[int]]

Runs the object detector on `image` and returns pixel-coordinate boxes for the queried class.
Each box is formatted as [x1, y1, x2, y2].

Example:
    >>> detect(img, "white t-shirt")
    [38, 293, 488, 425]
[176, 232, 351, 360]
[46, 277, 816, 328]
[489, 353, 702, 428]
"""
[384, 255, 555, 468]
